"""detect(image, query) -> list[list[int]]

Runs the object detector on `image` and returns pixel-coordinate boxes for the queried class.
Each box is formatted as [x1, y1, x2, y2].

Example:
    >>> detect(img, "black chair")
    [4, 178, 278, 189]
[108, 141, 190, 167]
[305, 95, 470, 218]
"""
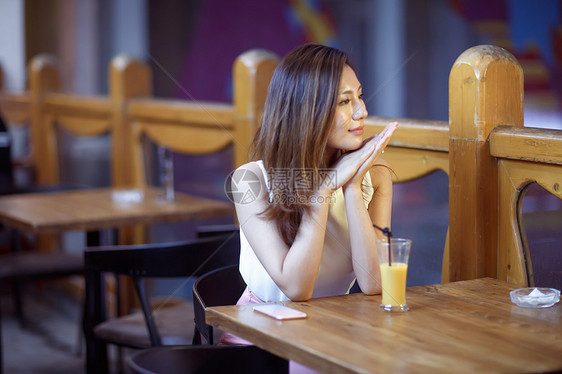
[192, 264, 246, 345]
[127, 345, 288, 374]
[83, 233, 240, 374]
[127, 265, 288, 374]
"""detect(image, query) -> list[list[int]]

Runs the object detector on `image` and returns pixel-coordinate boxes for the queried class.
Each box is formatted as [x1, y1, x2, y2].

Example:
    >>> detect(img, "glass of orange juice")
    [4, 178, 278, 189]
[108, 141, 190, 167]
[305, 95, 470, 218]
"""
[377, 238, 412, 312]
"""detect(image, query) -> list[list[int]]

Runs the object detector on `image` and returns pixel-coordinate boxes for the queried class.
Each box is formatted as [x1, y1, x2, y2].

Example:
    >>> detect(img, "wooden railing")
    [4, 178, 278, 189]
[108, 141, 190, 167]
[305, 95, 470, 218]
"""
[359, 45, 561, 287]
[492, 126, 562, 285]
[1, 45, 560, 287]
[5, 51, 278, 189]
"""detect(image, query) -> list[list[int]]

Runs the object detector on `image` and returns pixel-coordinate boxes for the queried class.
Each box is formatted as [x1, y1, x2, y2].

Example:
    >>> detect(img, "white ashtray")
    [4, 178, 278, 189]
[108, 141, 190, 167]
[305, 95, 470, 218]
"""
[510, 287, 560, 308]
[111, 189, 144, 204]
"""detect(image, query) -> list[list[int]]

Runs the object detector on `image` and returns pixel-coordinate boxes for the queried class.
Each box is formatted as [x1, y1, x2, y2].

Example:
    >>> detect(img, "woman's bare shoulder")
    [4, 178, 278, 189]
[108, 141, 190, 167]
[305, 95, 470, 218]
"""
[230, 161, 269, 205]
[234, 161, 267, 184]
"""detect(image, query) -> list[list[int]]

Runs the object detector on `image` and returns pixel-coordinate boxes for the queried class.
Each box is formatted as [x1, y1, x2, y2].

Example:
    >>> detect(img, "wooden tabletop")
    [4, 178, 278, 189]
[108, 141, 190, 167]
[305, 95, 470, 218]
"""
[0, 187, 233, 234]
[206, 278, 562, 374]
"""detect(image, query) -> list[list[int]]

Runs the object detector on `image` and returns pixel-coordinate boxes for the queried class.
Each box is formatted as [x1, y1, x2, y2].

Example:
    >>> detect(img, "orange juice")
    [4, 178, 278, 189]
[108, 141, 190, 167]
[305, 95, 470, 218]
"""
[379, 262, 408, 306]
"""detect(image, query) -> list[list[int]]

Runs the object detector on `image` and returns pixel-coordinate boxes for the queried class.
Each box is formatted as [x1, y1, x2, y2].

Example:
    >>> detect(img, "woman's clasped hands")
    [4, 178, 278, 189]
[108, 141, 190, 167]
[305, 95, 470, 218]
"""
[323, 121, 398, 195]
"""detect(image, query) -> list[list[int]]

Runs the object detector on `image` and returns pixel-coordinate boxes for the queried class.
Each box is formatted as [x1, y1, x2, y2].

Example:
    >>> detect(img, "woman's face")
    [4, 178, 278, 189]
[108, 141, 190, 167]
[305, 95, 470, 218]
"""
[326, 65, 368, 153]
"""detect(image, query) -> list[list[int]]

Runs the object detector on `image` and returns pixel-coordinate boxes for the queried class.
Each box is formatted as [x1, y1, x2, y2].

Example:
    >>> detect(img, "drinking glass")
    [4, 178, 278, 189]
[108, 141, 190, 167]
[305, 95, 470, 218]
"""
[157, 146, 174, 201]
[377, 238, 412, 312]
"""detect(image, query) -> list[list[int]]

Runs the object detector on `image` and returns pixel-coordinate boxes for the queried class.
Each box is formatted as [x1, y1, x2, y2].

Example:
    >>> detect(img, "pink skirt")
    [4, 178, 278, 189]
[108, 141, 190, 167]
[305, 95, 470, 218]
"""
[218, 286, 264, 345]
[218, 287, 319, 374]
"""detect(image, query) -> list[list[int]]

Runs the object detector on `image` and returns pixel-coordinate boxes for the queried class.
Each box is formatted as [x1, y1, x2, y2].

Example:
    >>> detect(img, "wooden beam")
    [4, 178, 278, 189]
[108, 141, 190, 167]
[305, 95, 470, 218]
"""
[491, 125, 562, 165]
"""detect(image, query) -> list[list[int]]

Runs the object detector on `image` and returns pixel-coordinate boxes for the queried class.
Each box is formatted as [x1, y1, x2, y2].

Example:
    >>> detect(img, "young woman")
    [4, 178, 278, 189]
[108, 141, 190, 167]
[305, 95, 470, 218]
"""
[223, 44, 397, 371]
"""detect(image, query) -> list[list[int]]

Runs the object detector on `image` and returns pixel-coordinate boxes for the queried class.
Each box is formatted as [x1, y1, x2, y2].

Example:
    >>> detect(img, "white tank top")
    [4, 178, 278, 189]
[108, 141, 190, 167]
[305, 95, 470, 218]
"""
[239, 160, 374, 302]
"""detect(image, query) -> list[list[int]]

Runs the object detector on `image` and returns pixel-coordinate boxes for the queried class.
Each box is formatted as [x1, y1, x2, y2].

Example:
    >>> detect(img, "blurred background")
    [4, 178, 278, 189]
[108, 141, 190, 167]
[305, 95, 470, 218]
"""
[1, 0, 561, 288]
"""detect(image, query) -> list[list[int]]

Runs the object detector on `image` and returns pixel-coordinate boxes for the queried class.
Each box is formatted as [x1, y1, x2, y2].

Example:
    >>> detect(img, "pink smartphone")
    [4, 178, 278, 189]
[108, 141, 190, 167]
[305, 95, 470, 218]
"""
[253, 304, 307, 320]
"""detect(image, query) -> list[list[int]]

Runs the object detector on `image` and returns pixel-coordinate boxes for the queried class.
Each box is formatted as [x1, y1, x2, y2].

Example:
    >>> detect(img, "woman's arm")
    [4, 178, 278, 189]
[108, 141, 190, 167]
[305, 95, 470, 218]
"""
[343, 159, 393, 295]
[234, 161, 332, 301]
[342, 122, 397, 294]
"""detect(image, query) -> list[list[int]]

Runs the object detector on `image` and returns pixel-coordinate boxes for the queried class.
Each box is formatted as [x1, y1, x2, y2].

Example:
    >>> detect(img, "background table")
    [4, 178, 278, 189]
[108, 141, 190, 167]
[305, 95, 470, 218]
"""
[207, 278, 562, 374]
[0, 186, 234, 313]
[0, 187, 233, 235]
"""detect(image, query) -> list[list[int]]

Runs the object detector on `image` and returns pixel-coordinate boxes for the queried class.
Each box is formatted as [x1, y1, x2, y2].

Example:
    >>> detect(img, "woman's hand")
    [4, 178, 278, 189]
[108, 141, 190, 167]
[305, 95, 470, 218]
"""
[329, 122, 397, 192]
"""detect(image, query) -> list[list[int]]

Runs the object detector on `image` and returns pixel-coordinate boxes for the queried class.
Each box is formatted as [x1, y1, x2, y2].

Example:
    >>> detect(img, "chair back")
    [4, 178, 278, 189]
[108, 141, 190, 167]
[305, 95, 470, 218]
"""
[128, 345, 288, 374]
[84, 233, 240, 350]
[192, 264, 246, 344]
[85, 233, 239, 278]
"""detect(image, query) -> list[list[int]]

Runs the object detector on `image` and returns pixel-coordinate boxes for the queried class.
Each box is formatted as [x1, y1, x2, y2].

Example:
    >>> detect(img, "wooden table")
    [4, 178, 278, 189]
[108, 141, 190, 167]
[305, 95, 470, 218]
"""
[0, 186, 234, 316]
[207, 278, 562, 374]
[0, 187, 233, 235]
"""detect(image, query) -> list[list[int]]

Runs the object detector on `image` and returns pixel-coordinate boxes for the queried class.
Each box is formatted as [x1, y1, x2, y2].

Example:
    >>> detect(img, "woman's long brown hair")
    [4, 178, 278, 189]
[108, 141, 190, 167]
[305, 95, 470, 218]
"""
[252, 44, 353, 246]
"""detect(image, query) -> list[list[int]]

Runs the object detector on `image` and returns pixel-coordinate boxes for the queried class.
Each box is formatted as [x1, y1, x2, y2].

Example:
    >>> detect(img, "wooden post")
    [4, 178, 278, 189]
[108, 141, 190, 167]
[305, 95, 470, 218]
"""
[232, 50, 278, 168]
[448, 45, 523, 281]
[109, 55, 152, 270]
[26, 55, 62, 251]
[28, 54, 60, 185]
[109, 55, 151, 188]
[109, 56, 152, 315]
